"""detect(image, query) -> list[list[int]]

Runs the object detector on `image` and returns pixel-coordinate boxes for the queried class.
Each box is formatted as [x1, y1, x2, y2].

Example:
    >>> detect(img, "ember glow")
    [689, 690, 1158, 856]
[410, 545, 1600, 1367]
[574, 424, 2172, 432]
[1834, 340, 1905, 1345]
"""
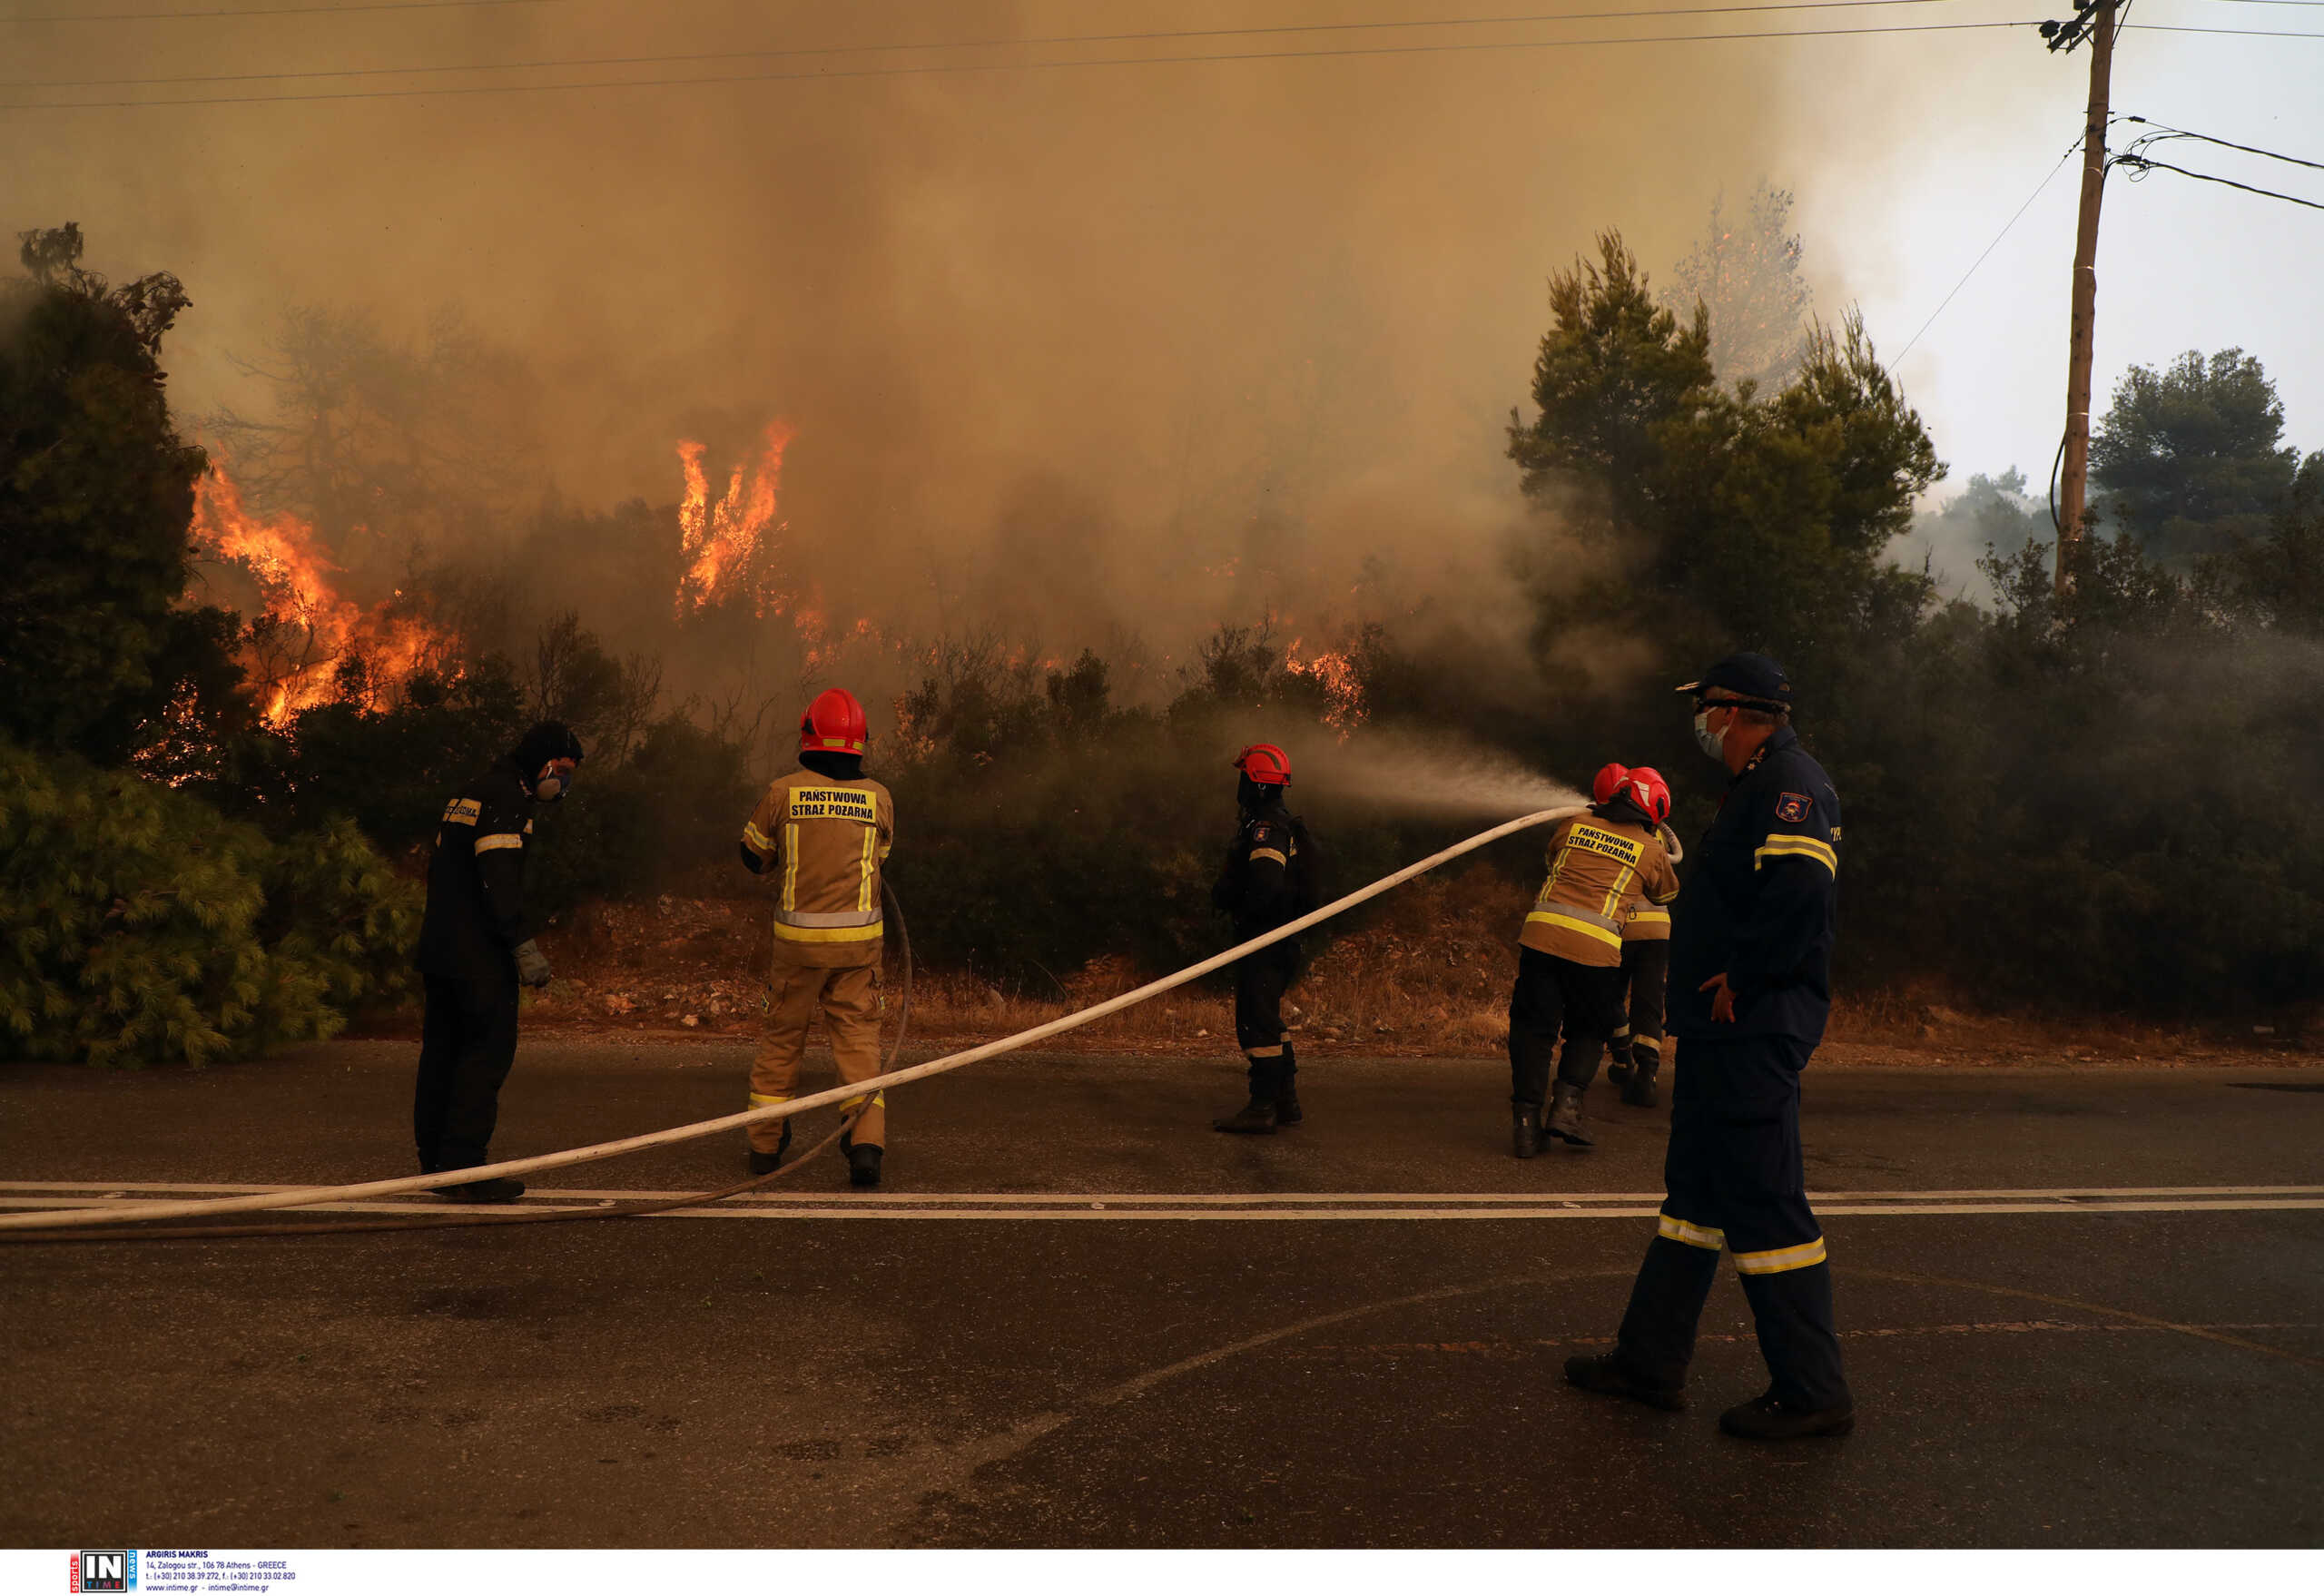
[675, 419, 794, 614]
[1285, 636, 1367, 738]
[189, 465, 455, 725]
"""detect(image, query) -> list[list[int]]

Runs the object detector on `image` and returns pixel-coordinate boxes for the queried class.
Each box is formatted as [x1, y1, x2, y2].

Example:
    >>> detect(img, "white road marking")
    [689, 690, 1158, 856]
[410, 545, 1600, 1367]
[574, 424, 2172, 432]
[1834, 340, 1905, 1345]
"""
[2, 1182, 2323, 1221]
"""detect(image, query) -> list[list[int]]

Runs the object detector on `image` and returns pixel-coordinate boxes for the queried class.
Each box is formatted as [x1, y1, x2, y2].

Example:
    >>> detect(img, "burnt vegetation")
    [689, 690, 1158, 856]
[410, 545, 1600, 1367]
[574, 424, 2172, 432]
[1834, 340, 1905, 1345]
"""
[5, 220, 2323, 1061]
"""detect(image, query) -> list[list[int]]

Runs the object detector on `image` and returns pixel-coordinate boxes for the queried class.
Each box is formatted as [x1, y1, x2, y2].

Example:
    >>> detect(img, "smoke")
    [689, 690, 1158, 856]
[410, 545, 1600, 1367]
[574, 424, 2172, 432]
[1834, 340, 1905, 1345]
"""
[1294, 727, 1584, 820]
[9, 1, 1805, 733]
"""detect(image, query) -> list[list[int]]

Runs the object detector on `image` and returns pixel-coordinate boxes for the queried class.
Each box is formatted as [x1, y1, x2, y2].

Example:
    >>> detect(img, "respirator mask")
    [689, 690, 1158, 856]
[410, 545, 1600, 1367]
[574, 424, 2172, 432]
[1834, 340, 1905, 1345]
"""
[535, 764, 575, 803]
[1691, 708, 1727, 761]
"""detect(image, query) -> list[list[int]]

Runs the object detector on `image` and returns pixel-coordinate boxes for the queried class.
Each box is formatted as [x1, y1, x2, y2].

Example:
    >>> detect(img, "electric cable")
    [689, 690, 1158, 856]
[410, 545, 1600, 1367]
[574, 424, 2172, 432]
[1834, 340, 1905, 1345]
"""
[1893, 136, 2083, 364]
[2117, 114, 2324, 173]
[0, 803, 1588, 1237]
[2111, 153, 2324, 210]
[0, 21, 2051, 112]
[0, 0, 1984, 93]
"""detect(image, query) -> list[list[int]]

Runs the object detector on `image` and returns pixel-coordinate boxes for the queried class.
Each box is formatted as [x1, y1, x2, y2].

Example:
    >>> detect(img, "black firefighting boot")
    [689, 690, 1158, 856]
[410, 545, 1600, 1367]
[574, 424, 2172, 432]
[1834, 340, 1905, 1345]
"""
[1546, 1082, 1594, 1148]
[1620, 1040, 1662, 1108]
[746, 1119, 793, 1177]
[1718, 1389, 1856, 1441]
[436, 1174, 526, 1203]
[1215, 1059, 1285, 1133]
[1273, 1046, 1303, 1127]
[1563, 1353, 1687, 1412]
[846, 1143, 883, 1188]
[1604, 1030, 1635, 1090]
[1512, 1102, 1544, 1159]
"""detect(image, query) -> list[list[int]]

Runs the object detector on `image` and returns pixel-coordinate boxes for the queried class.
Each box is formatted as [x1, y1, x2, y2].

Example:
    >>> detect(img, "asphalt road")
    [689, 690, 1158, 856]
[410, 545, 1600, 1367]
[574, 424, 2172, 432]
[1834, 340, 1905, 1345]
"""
[3, 1040, 2321, 1549]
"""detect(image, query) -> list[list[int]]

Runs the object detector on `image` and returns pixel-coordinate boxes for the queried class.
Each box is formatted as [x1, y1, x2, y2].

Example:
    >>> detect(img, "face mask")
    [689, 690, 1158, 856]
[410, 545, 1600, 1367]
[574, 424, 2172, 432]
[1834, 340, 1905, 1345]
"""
[1692, 709, 1727, 761]
[535, 766, 573, 803]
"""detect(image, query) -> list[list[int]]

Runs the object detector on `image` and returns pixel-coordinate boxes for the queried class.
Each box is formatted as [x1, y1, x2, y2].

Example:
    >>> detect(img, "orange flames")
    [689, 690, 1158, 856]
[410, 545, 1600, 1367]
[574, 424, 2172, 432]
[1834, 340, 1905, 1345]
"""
[1284, 636, 1367, 739]
[675, 419, 794, 614]
[189, 465, 455, 725]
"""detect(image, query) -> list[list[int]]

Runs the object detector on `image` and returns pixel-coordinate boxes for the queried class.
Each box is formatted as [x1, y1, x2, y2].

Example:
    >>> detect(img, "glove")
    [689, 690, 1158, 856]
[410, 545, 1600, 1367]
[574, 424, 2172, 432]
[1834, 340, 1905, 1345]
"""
[513, 939, 553, 988]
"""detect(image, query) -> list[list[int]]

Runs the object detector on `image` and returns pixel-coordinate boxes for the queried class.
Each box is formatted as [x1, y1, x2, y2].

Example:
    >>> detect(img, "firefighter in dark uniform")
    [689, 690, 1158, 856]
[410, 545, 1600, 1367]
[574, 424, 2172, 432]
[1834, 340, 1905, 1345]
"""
[1565, 653, 1855, 1440]
[1509, 764, 1680, 1157]
[412, 720, 584, 1202]
[1605, 773, 1679, 1109]
[1211, 743, 1315, 1134]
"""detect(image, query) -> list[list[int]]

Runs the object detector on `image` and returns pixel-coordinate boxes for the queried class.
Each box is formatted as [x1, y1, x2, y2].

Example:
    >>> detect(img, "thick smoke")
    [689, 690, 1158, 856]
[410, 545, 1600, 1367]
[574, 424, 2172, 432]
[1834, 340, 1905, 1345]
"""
[10, 1, 1797, 716]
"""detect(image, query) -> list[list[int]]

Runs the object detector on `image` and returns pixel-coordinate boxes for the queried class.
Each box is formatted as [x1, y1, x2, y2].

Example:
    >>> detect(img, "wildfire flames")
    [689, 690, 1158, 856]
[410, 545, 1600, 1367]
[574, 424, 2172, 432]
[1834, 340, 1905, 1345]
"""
[189, 465, 455, 725]
[1285, 636, 1367, 738]
[675, 419, 794, 614]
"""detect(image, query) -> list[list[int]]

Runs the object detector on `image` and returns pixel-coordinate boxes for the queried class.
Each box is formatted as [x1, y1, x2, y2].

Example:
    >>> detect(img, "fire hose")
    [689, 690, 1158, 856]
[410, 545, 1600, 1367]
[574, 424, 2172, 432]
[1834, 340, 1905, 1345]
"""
[0, 804, 1584, 1242]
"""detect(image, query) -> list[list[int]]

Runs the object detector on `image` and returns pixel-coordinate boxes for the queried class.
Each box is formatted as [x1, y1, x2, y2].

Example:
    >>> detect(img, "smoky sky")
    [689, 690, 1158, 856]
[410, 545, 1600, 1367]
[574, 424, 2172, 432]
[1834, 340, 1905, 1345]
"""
[8, 0, 1802, 668]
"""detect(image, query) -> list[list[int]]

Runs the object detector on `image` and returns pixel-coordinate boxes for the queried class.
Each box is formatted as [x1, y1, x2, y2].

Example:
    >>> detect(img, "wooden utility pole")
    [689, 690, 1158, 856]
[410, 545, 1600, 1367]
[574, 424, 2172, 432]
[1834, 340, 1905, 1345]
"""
[2051, 0, 2119, 595]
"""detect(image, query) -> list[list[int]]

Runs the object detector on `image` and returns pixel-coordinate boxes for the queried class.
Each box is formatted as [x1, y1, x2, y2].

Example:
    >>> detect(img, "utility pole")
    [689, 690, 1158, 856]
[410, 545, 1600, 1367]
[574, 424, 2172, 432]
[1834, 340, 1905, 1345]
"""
[2042, 0, 2120, 596]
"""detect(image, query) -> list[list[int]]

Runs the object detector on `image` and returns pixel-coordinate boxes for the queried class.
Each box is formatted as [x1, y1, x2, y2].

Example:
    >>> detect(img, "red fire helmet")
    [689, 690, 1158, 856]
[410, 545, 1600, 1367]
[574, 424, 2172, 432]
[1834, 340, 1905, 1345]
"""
[800, 688, 868, 756]
[1630, 766, 1673, 825]
[1233, 743, 1293, 786]
[1590, 762, 1631, 806]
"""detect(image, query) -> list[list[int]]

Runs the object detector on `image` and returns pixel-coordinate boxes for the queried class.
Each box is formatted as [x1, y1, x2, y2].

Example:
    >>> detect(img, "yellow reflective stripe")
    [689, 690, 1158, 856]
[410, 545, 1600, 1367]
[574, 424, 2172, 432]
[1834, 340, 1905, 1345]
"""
[742, 820, 774, 855]
[1525, 907, 1625, 950]
[840, 1092, 888, 1111]
[1754, 836, 1837, 875]
[1245, 1043, 1285, 1059]
[857, 824, 877, 913]
[1658, 1214, 1726, 1251]
[1734, 1236, 1829, 1275]
[474, 833, 525, 852]
[746, 1093, 793, 1108]
[771, 920, 886, 944]
[1629, 905, 1671, 924]
[781, 821, 800, 911]
[1248, 847, 1289, 867]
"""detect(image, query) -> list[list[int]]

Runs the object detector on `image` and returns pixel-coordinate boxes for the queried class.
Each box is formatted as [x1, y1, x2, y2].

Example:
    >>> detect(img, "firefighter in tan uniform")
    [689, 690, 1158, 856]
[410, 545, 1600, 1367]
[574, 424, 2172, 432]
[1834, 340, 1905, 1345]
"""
[1509, 764, 1680, 1157]
[1606, 773, 1679, 1110]
[737, 688, 896, 1188]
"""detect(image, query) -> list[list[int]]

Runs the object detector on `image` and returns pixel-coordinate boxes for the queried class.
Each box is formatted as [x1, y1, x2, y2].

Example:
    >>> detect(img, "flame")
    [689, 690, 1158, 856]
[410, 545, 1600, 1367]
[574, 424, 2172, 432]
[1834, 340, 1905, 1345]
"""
[189, 464, 455, 725]
[675, 419, 794, 614]
[1284, 635, 1367, 740]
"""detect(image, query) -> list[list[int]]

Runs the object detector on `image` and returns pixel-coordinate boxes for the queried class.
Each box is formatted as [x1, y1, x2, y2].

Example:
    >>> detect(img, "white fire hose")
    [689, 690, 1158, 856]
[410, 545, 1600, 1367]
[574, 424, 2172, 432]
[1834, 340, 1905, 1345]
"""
[0, 804, 1584, 1234]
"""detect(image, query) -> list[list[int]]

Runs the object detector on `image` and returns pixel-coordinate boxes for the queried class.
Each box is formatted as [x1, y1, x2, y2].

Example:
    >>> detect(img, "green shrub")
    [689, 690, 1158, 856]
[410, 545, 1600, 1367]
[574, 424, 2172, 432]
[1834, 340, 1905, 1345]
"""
[0, 740, 419, 1066]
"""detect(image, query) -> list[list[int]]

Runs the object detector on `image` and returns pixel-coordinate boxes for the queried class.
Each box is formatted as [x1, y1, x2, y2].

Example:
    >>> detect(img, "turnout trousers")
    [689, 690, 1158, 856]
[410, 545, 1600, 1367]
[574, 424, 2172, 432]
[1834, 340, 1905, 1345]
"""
[1508, 946, 1627, 1107]
[1234, 939, 1305, 1098]
[414, 967, 521, 1173]
[1612, 1034, 1850, 1411]
[751, 963, 885, 1153]
[1610, 940, 1669, 1076]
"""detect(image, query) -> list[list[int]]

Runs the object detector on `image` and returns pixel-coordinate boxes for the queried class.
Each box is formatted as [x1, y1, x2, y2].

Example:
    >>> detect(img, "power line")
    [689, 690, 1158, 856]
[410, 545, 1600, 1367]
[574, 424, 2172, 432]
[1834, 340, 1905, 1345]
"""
[0, 0, 1981, 92]
[2117, 113, 2324, 173]
[2122, 19, 2324, 31]
[0, 17, 2052, 111]
[2113, 153, 2324, 210]
[1893, 138, 2082, 363]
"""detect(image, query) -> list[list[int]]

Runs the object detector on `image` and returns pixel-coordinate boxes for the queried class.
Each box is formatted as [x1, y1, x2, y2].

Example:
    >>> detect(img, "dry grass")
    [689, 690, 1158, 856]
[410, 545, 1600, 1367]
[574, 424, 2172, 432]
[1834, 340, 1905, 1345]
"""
[350, 874, 2321, 1069]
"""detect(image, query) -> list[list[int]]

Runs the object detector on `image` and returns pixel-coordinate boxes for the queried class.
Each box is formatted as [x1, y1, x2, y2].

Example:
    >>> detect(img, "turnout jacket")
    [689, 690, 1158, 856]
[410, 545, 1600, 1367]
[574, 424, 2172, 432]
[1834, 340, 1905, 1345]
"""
[740, 768, 896, 969]
[1520, 805, 1680, 969]
[1621, 823, 1683, 942]
[1212, 799, 1308, 940]
[1666, 725, 1841, 1043]
[415, 756, 537, 979]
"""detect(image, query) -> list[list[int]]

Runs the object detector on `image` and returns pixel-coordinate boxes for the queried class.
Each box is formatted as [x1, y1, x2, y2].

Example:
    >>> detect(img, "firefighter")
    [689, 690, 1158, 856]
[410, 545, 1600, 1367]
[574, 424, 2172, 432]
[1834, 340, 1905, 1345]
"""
[1605, 767, 1678, 1110]
[1564, 652, 1855, 1441]
[1509, 764, 1681, 1158]
[412, 720, 584, 1201]
[1211, 743, 1318, 1134]
[737, 688, 896, 1188]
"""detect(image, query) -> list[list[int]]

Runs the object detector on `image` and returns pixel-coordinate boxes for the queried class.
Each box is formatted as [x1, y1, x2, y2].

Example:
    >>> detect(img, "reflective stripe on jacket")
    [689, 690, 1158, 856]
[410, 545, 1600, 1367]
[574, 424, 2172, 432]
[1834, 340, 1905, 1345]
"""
[741, 771, 896, 969]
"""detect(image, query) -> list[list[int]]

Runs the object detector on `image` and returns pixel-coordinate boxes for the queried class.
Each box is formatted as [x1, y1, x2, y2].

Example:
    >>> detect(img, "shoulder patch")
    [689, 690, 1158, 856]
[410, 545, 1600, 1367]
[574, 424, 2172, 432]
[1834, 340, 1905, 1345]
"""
[1249, 823, 1275, 842]
[1775, 792, 1811, 824]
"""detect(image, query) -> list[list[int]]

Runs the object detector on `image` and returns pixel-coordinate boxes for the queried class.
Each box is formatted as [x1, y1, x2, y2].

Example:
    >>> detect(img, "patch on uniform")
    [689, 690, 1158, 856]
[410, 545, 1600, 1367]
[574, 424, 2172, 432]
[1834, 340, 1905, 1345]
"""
[441, 798, 480, 825]
[791, 785, 879, 824]
[1249, 823, 1275, 843]
[1775, 792, 1812, 824]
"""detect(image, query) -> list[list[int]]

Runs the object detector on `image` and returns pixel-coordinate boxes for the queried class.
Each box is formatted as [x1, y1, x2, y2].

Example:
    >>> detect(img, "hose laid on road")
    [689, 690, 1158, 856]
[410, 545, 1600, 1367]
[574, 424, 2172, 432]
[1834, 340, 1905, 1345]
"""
[0, 804, 1582, 1236]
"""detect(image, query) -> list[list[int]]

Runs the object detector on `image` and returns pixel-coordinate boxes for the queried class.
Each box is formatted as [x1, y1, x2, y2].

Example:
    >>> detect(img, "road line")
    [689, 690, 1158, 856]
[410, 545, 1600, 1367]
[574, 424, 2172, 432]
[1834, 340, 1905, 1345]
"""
[4, 1181, 2319, 1202]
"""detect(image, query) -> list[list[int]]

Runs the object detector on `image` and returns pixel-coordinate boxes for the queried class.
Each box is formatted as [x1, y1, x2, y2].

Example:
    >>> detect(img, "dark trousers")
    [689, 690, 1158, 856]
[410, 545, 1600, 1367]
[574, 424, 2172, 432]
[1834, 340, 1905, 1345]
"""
[415, 969, 520, 1172]
[1611, 939, 1669, 1069]
[1507, 947, 1627, 1106]
[1234, 939, 1304, 1096]
[1613, 1033, 1850, 1411]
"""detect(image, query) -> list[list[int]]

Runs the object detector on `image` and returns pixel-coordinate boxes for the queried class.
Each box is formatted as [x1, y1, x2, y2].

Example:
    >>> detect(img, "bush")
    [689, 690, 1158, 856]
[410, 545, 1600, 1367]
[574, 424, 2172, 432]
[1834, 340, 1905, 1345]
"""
[0, 740, 419, 1066]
